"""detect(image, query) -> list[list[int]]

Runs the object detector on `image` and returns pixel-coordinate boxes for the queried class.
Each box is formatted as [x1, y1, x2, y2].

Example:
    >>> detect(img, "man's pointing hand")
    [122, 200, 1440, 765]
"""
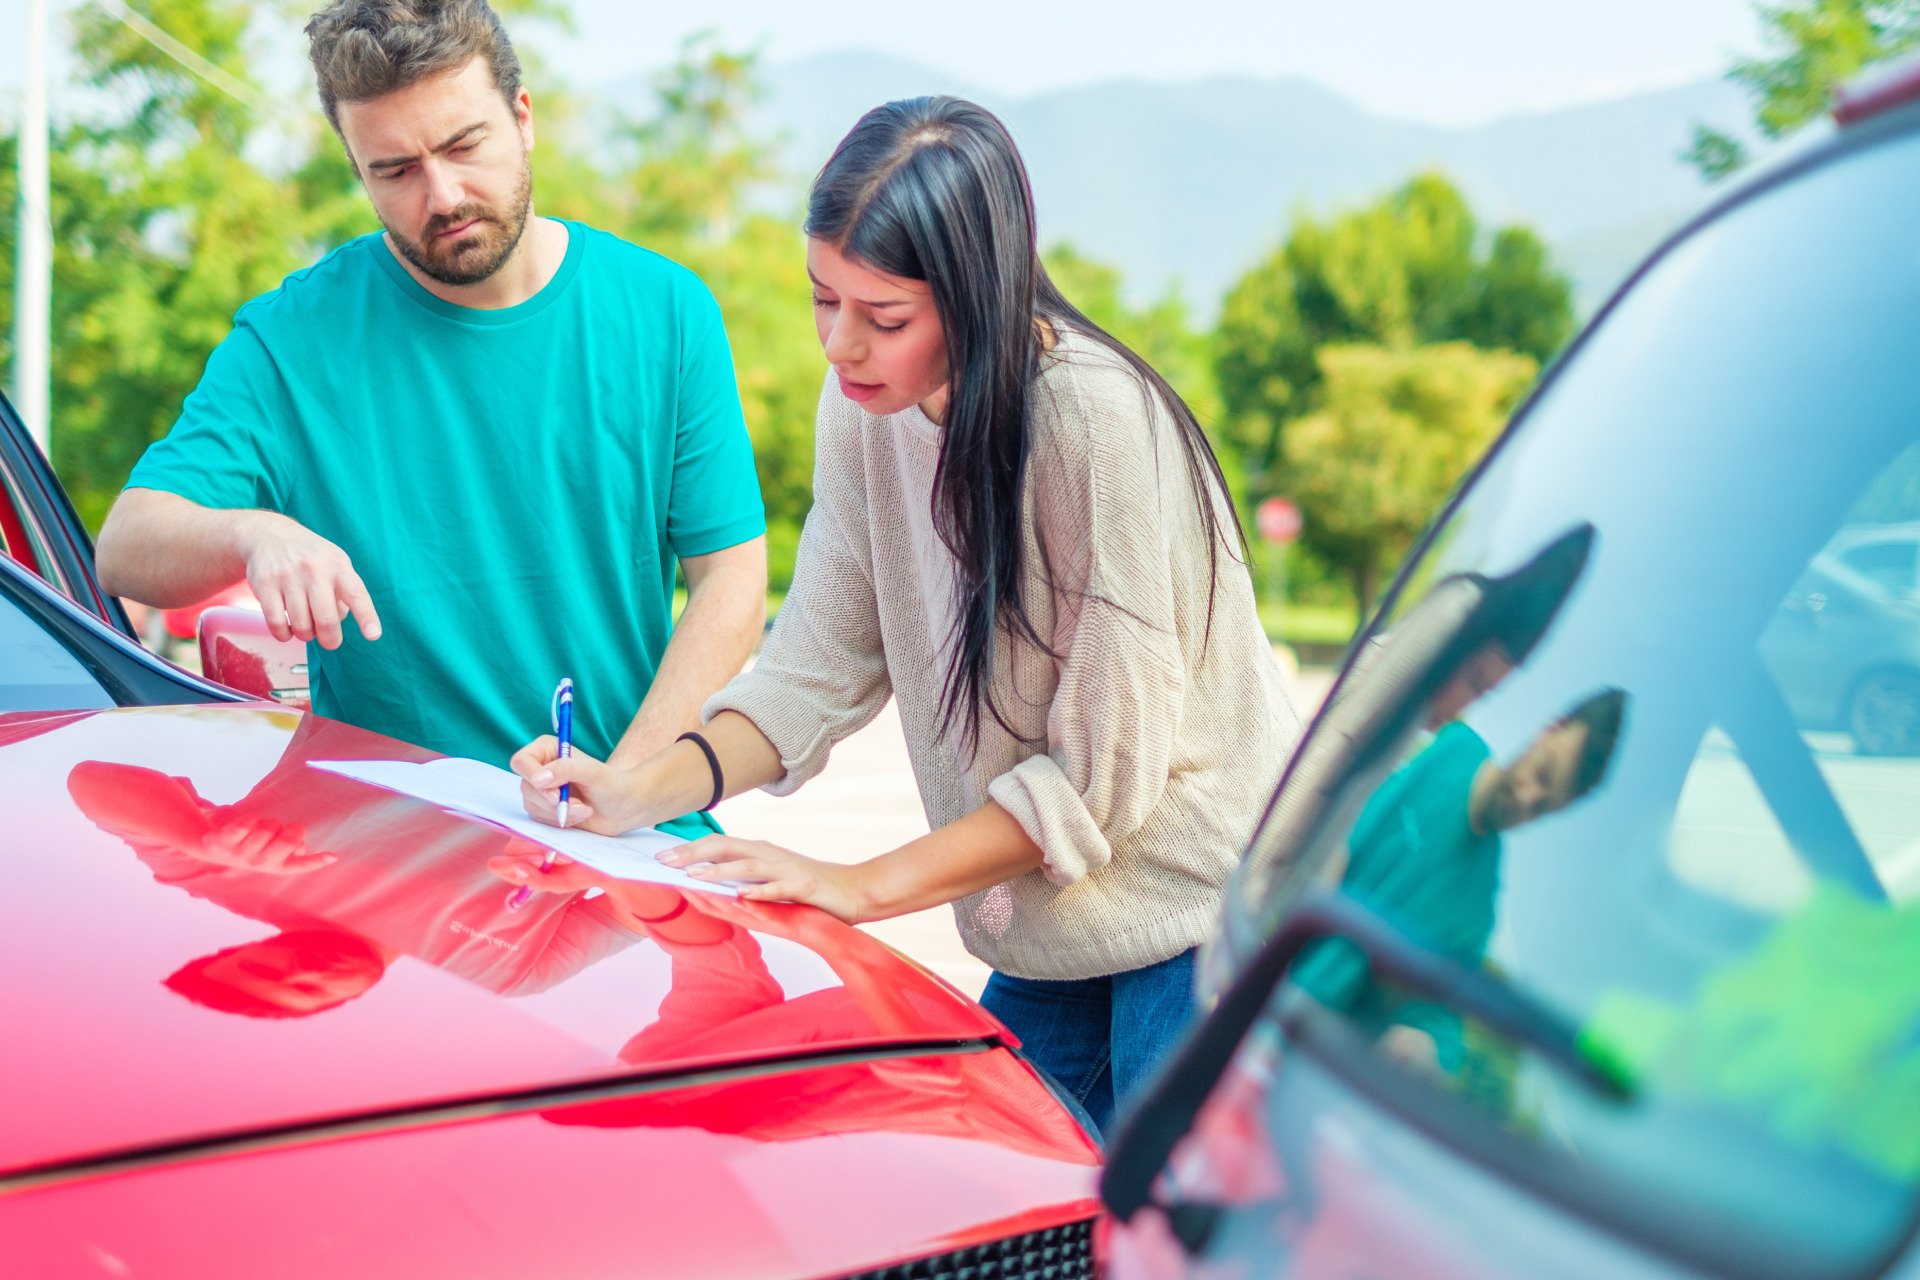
[239, 511, 384, 650]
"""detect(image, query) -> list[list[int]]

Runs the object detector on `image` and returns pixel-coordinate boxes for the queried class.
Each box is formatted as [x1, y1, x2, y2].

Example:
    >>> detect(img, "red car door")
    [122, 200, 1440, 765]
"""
[0, 391, 133, 635]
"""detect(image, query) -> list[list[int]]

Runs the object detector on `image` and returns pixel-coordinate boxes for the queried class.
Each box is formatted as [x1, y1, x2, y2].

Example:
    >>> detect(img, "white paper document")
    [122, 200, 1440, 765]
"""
[309, 757, 732, 895]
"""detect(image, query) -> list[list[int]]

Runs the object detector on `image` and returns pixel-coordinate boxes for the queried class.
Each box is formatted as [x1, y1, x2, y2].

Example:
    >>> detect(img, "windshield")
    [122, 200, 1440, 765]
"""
[1236, 124, 1920, 1273]
[0, 584, 112, 713]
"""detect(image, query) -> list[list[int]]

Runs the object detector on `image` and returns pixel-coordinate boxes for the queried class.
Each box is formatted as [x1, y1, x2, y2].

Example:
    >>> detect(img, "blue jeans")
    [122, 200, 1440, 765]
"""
[982, 948, 1196, 1141]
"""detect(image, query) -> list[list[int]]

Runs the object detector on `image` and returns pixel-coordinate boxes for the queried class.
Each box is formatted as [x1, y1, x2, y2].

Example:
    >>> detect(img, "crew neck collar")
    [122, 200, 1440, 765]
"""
[369, 218, 583, 325]
[900, 401, 943, 444]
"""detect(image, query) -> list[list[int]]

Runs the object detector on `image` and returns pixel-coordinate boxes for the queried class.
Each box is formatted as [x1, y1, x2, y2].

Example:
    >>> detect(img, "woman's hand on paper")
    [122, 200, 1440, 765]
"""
[511, 735, 648, 834]
[657, 836, 873, 924]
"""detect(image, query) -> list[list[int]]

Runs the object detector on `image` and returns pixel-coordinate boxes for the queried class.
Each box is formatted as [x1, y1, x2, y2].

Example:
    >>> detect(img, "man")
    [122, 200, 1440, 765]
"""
[95, 0, 766, 841]
[1297, 688, 1629, 1069]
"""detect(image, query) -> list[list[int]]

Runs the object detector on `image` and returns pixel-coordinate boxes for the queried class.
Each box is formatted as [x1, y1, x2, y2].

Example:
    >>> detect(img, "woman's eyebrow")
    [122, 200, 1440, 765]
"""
[807, 269, 915, 308]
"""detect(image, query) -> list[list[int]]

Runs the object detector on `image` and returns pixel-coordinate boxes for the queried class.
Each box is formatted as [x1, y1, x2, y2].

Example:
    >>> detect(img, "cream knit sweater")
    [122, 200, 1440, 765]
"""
[706, 331, 1302, 980]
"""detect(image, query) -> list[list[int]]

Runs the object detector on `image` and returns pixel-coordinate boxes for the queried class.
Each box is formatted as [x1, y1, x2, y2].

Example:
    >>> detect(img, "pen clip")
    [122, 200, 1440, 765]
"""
[551, 678, 573, 734]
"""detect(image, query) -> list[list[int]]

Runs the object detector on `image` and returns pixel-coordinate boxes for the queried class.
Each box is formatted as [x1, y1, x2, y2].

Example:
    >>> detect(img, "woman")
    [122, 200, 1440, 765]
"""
[509, 96, 1301, 1134]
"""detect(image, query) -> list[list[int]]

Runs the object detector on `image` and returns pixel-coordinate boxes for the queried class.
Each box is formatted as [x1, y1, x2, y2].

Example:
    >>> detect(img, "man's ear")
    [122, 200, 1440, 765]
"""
[515, 85, 535, 153]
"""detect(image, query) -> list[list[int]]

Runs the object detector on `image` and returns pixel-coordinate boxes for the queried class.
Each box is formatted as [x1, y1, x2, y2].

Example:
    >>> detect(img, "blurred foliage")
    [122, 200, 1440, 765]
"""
[1284, 342, 1538, 619]
[1214, 173, 1568, 499]
[1681, 122, 1753, 180]
[3, 0, 376, 528]
[1688, 0, 1920, 179]
[1212, 174, 1568, 624]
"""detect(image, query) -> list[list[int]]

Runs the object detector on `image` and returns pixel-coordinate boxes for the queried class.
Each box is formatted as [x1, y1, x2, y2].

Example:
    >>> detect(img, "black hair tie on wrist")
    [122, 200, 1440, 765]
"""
[677, 731, 725, 812]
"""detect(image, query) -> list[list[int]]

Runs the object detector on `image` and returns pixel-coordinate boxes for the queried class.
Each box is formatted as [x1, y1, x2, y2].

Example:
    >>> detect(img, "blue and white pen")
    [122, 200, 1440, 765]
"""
[552, 677, 574, 830]
[508, 677, 572, 911]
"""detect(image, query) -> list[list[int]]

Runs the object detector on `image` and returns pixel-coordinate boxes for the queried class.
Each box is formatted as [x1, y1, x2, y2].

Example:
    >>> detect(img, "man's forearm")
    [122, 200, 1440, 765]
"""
[97, 489, 382, 648]
[608, 541, 768, 769]
[96, 489, 256, 607]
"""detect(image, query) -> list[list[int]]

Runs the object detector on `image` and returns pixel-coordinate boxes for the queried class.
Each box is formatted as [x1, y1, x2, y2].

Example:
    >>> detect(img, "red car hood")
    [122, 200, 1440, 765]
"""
[0, 706, 1003, 1180]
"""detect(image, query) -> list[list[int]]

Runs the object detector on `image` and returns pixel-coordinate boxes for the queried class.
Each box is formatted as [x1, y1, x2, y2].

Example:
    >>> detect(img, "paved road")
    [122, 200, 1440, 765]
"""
[715, 657, 1336, 998]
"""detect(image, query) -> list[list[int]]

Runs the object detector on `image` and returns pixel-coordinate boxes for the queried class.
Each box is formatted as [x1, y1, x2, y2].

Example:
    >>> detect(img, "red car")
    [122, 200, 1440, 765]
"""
[0, 404, 1101, 1278]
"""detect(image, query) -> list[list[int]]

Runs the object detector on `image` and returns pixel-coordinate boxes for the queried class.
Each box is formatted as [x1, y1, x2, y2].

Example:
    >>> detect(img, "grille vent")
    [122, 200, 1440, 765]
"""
[838, 1218, 1096, 1280]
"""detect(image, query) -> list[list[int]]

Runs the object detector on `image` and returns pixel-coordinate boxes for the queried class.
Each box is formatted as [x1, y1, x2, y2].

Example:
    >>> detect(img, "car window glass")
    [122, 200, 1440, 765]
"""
[1837, 539, 1918, 593]
[0, 589, 112, 713]
[1236, 130, 1920, 1277]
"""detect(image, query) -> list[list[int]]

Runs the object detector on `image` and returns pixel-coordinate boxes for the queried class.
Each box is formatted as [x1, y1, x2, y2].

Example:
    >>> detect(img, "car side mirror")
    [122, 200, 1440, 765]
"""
[198, 606, 310, 710]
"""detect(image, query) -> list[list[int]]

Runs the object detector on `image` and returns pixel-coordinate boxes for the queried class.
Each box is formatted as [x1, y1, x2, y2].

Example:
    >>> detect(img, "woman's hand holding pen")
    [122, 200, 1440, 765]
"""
[511, 711, 786, 837]
[509, 738, 650, 835]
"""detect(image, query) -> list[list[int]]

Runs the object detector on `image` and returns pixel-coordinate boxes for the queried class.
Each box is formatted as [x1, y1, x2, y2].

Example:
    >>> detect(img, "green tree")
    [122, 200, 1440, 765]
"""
[1285, 342, 1537, 617]
[2, 0, 378, 527]
[1213, 173, 1570, 504]
[1688, 0, 1920, 178]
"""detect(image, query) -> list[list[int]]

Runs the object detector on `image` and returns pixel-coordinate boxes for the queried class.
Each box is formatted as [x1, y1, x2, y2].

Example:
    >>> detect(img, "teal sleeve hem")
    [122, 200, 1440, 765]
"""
[119, 466, 252, 513]
[658, 809, 723, 840]
[672, 514, 770, 560]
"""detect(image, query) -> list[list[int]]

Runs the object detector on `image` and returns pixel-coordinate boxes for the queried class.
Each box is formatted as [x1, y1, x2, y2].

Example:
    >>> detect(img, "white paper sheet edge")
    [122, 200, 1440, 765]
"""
[309, 757, 731, 895]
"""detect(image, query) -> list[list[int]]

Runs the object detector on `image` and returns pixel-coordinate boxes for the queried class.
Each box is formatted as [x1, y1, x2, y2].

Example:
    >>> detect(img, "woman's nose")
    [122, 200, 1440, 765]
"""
[821, 315, 863, 366]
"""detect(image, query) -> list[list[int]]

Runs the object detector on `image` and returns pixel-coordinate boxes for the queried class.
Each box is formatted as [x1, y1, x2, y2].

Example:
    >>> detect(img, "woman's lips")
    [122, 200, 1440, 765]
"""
[837, 373, 885, 403]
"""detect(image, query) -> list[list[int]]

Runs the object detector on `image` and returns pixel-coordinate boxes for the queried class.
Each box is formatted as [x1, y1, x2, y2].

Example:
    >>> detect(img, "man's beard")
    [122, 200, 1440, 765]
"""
[1478, 774, 1519, 834]
[385, 158, 533, 287]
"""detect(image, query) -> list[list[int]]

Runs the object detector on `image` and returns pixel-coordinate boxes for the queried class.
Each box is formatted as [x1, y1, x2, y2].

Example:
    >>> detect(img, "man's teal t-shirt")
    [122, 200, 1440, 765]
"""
[129, 223, 765, 838]
[1293, 722, 1501, 1067]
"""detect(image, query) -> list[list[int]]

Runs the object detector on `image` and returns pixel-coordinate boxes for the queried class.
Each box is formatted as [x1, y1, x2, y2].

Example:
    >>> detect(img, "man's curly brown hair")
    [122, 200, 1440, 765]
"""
[305, 0, 521, 135]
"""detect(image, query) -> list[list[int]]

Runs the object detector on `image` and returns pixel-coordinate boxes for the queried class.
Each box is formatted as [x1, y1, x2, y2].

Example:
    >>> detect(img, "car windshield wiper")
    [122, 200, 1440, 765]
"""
[1101, 893, 1629, 1223]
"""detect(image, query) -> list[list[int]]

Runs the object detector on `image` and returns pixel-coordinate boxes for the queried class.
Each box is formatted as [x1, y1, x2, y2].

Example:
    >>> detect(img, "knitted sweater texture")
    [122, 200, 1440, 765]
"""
[706, 331, 1302, 980]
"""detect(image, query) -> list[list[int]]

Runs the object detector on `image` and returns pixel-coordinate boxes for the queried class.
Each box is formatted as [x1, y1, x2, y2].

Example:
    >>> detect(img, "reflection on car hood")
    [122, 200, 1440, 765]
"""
[0, 706, 1000, 1178]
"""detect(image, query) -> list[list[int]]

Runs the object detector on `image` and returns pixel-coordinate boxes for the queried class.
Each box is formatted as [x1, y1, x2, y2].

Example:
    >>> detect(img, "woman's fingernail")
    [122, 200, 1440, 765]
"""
[532, 771, 553, 786]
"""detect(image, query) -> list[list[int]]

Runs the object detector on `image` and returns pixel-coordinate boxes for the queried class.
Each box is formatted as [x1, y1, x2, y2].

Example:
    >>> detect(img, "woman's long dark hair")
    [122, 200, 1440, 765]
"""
[807, 96, 1243, 749]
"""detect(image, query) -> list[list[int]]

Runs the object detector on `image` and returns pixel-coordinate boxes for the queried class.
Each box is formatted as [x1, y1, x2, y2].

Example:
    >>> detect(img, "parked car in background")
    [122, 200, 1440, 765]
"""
[1103, 58, 1920, 1280]
[1765, 523, 1920, 755]
[0, 398, 1100, 1279]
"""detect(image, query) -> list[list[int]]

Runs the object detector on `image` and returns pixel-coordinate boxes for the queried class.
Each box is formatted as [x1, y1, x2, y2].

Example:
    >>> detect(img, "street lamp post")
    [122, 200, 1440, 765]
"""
[13, 0, 53, 455]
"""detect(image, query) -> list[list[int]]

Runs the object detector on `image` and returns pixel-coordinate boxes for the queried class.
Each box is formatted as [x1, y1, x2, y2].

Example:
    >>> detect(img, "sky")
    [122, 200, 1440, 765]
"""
[0, 0, 1768, 129]
[541, 0, 1767, 126]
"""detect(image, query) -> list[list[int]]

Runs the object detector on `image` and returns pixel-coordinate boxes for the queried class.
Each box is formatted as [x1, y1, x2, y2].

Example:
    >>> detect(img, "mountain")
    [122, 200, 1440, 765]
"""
[598, 50, 1758, 319]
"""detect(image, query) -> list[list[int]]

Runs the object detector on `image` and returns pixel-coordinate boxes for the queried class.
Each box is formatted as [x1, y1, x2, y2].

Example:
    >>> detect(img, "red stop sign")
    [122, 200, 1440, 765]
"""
[1257, 497, 1302, 545]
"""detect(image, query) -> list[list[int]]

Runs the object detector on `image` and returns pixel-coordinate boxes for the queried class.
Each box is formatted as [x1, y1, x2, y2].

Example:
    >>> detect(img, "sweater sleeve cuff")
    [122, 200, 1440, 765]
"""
[702, 671, 831, 797]
[987, 753, 1114, 887]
